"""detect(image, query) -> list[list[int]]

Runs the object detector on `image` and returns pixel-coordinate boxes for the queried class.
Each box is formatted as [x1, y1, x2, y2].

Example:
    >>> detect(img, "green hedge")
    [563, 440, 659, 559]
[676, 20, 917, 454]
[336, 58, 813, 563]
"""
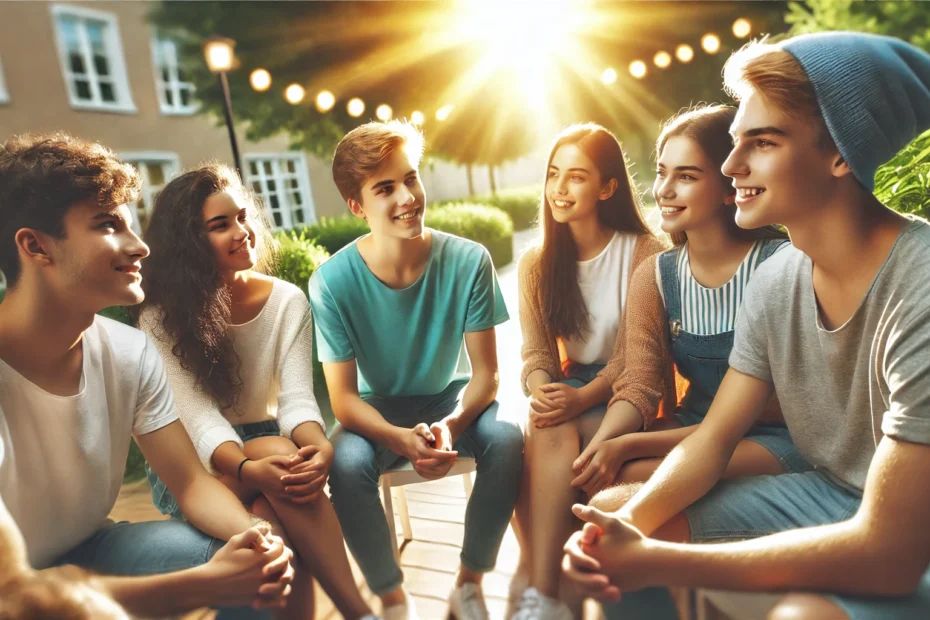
[475, 186, 542, 231]
[875, 128, 930, 218]
[296, 215, 370, 255]
[274, 229, 331, 294]
[427, 203, 514, 267]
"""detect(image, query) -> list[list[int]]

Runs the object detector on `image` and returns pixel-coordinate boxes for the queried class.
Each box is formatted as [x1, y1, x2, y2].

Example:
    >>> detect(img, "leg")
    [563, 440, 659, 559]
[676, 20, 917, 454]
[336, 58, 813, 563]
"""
[454, 401, 524, 586]
[328, 429, 408, 607]
[243, 436, 372, 620]
[768, 594, 849, 620]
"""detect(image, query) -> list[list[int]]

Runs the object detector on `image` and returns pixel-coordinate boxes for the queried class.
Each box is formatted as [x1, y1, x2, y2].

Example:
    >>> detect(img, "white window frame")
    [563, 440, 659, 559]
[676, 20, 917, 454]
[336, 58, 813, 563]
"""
[244, 153, 317, 230]
[121, 152, 180, 234]
[0, 57, 9, 104]
[51, 4, 135, 113]
[150, 35, 197, 115]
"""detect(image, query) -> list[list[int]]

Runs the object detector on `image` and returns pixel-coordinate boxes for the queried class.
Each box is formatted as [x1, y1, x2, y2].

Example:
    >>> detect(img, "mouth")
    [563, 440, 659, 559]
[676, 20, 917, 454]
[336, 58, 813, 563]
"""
[551, 199, 575, 210]
[736, 187, 766, 203]
[114, 263, 141, 278]
[230, 241, 252, 255]
[393, 206, 421, 221]
[659, 205, 686, 217]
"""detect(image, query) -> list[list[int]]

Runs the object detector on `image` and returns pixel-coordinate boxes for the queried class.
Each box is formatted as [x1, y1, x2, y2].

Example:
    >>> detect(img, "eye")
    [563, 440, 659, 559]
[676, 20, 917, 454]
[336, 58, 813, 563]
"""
[405, 176, 417, 186]
[378, 185, 393, 195]
[547, 170, 558, 179]
[98, 219, 117, 231]
[211, 222, 228, 232]
[655, 169, 666, 178]
[238, 211, 248, 222]
[757, 139, 775, 148]
[680, 174, 696, 181]
[571, 175, 584, 182]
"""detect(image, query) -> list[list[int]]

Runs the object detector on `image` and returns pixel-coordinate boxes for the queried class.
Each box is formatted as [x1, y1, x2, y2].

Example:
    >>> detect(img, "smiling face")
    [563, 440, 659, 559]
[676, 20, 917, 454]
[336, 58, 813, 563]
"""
[202, 189, 257, 275]
[26, 200, 150, 312]
[722, 90, 845, 230]
[545, 143, 615, 225]
[350, 144, 426, 239]
[654, 135, 735, 236]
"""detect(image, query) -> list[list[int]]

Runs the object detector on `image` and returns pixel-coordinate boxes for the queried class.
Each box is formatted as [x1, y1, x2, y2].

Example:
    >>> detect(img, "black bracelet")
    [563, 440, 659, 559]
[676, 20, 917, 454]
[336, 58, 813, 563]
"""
[237, 457, 252, 482]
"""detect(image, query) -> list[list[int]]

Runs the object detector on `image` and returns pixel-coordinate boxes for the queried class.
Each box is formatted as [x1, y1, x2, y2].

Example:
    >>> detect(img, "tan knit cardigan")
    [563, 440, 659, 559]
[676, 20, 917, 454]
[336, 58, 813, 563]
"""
[518, 232, 672, 398]
[609, 253, 784, 429]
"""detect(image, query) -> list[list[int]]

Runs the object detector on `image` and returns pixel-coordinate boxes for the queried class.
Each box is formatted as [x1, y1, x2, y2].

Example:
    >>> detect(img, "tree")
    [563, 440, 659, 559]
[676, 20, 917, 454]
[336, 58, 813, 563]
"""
[786, 0, 930, 49]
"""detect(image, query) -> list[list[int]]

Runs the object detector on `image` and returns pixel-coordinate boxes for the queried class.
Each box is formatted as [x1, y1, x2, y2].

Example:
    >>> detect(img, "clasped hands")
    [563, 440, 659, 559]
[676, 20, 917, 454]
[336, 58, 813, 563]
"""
[241, 442, 334, 504]
[529, 382, 586, 428]
[401, 421, 460, 480]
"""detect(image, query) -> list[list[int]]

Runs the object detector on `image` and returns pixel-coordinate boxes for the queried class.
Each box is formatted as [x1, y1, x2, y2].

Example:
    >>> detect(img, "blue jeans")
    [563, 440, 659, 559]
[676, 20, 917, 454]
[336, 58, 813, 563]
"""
[328, 378, 524, 594]
[605, 472, 930, 619]
[54, 519, 270, 619]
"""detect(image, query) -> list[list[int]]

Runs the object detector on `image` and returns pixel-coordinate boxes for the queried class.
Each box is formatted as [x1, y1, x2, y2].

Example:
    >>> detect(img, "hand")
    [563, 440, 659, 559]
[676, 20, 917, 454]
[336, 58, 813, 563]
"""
[571, 436, 631, 497]
[203, 526, 295, 610]
[401, 423, 458, 480]
[239, 455, 293, 501]
[562, 504, 655, 601]
[530, 383, 584, 428]
[529, 386, 561, 416]
[0, 567, 130, 620]
[281, 442, 334, 504]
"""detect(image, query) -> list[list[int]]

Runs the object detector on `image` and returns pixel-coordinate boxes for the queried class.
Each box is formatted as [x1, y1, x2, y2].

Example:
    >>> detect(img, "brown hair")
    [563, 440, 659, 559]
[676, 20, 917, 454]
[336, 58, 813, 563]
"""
[134, 164, 275, 411]
[0, 133, 140, 287]
[539, 123, 654, 340]
[656, 104, 788, 246]
[723, 39, 833, 149]
[332, 120, 426, 204]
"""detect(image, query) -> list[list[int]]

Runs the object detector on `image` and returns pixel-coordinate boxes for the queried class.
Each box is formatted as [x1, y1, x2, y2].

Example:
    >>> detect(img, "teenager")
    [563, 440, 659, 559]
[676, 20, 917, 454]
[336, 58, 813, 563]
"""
[569, 105, 809, 498]
[562, 32, 930, 620]
[136, 164, 375, 620]
[510, 123, 669, 620]
[310, 120, 522, 620]
[0, 134, 293, 618]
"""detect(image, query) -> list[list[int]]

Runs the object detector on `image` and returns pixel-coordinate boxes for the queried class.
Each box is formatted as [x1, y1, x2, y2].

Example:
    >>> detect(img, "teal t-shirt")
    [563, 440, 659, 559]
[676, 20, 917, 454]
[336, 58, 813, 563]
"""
[308, 230, 509, 397]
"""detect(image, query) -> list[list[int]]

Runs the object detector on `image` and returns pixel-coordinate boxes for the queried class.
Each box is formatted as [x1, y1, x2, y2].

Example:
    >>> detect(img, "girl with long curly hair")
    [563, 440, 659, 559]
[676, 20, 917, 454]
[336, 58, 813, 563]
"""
[510, 123, 670, 619]
[135, 164, 373, 620]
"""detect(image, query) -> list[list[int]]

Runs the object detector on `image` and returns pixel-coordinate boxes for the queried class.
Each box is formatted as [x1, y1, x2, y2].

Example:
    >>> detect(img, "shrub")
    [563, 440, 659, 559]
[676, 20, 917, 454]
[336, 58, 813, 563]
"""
[875, 128, 930, 219]
[273, 230, 331, 294]
[427, 203, 514, 267]
[297, 215, 370, 255]
[477, 186, 542, 231]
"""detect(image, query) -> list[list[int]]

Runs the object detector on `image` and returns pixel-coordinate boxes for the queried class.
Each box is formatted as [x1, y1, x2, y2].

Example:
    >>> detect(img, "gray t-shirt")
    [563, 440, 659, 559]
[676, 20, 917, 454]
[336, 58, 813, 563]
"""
[729, 216, 930, 491]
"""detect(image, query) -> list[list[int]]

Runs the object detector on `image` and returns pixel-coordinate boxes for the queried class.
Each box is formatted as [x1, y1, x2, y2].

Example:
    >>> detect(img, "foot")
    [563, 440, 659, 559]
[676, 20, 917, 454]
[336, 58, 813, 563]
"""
[511, 587, 573, 620]
[449, 582, 490, 620]
[383, 591, 419, 620]
[505, 567, 530, 619]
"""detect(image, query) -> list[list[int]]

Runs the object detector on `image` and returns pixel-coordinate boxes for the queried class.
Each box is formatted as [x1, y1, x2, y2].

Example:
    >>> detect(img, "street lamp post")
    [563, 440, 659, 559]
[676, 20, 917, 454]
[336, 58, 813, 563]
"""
[203, 36, 242, 177]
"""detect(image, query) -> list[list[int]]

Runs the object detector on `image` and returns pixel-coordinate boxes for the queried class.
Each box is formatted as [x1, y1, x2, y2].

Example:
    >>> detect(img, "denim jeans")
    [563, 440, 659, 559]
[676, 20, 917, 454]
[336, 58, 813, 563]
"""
[328, 378, 524, 594]
[54, 519, 270, 619]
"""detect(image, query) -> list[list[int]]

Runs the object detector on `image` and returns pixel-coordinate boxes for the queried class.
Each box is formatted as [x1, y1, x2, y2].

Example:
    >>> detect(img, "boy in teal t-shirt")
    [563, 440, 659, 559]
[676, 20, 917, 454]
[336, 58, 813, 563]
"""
[309, 121, 522, 620]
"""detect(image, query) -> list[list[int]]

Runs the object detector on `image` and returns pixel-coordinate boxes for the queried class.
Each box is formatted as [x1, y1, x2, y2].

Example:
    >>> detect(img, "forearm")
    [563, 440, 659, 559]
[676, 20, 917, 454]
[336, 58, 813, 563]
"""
[443, 371, 499, 440]
[576, 375, 611, 412]
[98, 567, 214, 617]
[172, 472, 254, 541]
[291, 420, 328, 449]
[526, 369, 553, 395]
[645, 519, 916, 597]
[623, 425, 698, 460]
[590, 400, 644, 444]
[332, 393, 406, 454]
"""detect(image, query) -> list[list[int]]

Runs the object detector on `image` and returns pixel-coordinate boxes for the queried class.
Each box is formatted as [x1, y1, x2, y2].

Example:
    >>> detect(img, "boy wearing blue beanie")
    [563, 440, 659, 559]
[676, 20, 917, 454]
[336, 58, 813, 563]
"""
[562, 32, 930, 619]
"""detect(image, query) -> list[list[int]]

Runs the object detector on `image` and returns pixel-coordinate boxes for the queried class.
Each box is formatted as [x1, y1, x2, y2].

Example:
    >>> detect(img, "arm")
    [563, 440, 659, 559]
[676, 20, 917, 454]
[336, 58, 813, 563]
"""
[136, 421, 253, 540]
[438, 327, 500, 442]
[275, 298, 326, 441]
[518, 249, 563, 395]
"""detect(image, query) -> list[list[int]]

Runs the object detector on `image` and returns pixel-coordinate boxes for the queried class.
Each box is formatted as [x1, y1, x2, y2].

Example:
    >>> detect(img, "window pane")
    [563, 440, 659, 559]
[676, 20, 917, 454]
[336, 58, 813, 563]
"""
[263, 161, 272, 175]
[100, 81, 115, 102]
[291, 191, 303, 206]
[294, 209, 304, 224]
[58, 17, 80, 51]
[148, 163, 166, 186]
[249, 162, 259, 176]
[251, 180, 262, 193]
[286, 159, 296, 173]
[69, 53, 86, 75]
[75, 80, 92, 100]
[267, 180, 276, 192]
[287, 178, 298, 190]
[273, 212, 282, 227]
[93, 54, 110, 77]
[164, 88, 174, 106]
[161, 68, 170, 84]
[180, 89, 191, 107]
[269, 194, 280, 210]
[86, 22, 106, 53]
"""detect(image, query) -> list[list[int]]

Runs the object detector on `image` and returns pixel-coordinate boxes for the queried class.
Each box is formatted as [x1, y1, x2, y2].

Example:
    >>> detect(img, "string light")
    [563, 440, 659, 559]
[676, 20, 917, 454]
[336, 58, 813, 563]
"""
[436, 104, 454, 121]
[284, 84, 305, 104]
[701, 34, 721, 54]
[376, 104, 392, 121]
[676, 44, 694, 63]
[733, 18, 752, 39]
[629, 60, 647, 79]
[249, 69, 271, 92]
[315, 90, 335, 113]
[347, 97, 365, 117]
[601, 68, 617, 85]
[411, 110, 425, 125]
[654, 51, 671, 69]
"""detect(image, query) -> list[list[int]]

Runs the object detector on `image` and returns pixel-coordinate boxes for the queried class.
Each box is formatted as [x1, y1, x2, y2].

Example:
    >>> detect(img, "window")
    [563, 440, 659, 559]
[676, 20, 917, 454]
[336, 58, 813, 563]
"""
[121, 154, 180, 234]
[245, 154, 316, 229]
[152, 36, 196, 115]
[0, 57, 8, 104]
[51, 4, 134, 112]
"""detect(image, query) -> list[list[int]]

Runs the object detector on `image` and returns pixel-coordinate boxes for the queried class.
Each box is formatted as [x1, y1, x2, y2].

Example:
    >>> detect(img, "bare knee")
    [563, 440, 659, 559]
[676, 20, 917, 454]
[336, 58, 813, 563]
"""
[243, 435, 299, 460]
[768, 594, 848, 620]
[249, 495, 293, 549]
[525, 417, 580, 453]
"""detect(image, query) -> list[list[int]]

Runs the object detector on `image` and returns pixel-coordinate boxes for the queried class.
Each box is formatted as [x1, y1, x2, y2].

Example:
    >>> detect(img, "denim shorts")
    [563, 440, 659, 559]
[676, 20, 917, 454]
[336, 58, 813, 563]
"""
[675, 408, 812, 475]
[147, 419, 282, 520]
[685, 471, 930, 619]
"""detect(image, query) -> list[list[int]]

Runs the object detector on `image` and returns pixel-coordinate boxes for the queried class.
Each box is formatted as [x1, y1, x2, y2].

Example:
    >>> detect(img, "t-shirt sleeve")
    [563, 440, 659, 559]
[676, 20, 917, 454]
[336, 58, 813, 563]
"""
[308, 271, 355, 363]
[881, 309, 930, 445]
[464, 248, 510, 333]
[133, 335, 181, 436]
[728, 272, 773, 382]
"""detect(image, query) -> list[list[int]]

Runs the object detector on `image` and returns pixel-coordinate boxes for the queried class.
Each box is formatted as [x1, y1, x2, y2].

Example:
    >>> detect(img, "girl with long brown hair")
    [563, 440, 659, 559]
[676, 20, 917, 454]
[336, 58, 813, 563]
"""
[134, 164, 374, 620]
[570, 105, 810, 500]
[511, 123, 669, 619]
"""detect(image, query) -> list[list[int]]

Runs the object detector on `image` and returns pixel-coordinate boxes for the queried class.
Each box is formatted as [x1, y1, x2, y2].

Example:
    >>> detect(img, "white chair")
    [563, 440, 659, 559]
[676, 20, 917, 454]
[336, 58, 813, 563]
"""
[380, 457, 476, 556]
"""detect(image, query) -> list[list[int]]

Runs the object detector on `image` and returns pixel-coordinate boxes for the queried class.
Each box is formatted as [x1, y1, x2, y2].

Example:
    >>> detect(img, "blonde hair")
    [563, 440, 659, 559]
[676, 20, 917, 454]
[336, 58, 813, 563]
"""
[723, 38, 834, 149]
[332, 120, 425, 204]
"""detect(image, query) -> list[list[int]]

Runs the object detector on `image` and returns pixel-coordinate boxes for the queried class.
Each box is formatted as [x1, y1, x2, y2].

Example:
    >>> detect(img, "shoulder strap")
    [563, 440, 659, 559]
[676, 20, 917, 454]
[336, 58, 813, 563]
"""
[657, 246, 683, 330]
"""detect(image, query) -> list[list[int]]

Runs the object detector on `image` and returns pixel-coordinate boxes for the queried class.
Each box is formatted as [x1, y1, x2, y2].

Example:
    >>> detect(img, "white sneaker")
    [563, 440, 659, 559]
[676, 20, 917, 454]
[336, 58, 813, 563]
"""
[511, 587, 574, 620]
[506, 568, 530, 619]
[449, 582, 490, 620]
[383, 591, 420, 620]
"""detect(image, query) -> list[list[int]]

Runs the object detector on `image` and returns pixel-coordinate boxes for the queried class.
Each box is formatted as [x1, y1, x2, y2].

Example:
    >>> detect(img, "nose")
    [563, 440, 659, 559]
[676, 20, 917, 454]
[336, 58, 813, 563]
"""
[554, 174, 569, 195]
[397, 183, 415, 207]
[655, 175, 675, 200]
[721, 145, 747, 179]
[128, 228, 150, 260]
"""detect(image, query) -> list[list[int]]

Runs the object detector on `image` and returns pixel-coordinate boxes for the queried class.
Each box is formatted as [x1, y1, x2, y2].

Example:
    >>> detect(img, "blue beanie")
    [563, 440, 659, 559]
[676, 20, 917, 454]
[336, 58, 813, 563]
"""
[781, 32, 930, 191]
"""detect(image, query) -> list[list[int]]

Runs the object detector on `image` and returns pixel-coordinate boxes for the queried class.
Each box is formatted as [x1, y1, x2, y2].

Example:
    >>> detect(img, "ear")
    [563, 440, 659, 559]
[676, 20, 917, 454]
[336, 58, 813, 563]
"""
[830, 154, 853, 179]
[347, 198, 366, 220]
[14, 228, 53, 267]
[599, 178, 619, 201]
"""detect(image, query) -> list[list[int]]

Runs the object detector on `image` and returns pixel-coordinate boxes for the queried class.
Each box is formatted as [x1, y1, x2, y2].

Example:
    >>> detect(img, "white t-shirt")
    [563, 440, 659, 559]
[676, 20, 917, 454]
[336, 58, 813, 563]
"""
[563, 232, 638, 365]
[140, 279, 324, 475]
[0, 317, 177, 568]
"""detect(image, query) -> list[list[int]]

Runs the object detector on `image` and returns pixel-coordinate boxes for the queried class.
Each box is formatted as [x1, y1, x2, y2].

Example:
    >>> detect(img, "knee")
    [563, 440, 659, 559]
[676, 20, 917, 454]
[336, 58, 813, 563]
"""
[242, 436, 299, 460]
[767, 594, 848, 620]
[328, 438, 379, 491]
[526, 418, 577, 453]
[485, 418, 525, 461]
